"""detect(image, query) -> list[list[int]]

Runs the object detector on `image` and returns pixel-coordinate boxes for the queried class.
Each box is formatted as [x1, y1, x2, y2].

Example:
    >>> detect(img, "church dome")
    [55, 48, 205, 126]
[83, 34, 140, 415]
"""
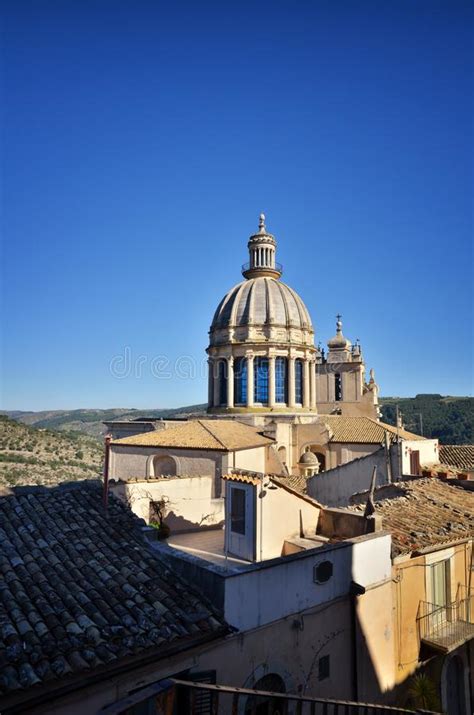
[298, 447, 319, 465]
[207, 215, 317, 414]
[211, 277, 313, 332]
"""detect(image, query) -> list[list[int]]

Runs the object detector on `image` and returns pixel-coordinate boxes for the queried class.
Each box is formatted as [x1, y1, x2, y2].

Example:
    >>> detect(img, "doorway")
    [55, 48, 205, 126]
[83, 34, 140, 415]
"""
[226, 484, 255, 561]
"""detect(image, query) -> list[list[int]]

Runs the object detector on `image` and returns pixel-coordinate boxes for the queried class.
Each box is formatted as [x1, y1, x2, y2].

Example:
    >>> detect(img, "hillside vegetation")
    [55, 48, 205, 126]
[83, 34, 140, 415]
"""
[4, 405, 207, 438]
[0, 415, 103, 487]
[380, 395, 473, 445]
[3, 396, 472, 449]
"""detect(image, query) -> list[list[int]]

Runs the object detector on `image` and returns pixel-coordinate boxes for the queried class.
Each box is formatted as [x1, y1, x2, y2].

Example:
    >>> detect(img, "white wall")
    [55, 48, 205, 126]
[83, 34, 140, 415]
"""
[401, 439, 439, 473]
[110, 476, 224, 532]
[223, 533, 392, 631]
[224, 445, 267, 473]
[255, 482, 321, 561]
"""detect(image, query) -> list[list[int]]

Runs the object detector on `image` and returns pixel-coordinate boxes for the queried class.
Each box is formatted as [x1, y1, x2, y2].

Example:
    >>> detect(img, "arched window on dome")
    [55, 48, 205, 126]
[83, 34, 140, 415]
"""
[218, 360, 227, 406]
[254, 357, 269, 404]
[295, 359, 304, 404]
[234, 357, 247, 405]
[275, 357, 288, 403]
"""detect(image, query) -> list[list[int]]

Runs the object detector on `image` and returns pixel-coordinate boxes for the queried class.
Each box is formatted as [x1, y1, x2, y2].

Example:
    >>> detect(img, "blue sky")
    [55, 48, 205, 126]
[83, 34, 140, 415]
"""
[2, 0, 472, 410]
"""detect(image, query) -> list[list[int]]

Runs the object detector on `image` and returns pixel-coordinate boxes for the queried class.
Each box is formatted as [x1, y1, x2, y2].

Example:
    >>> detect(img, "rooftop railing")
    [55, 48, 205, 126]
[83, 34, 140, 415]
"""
[242, 261, 283, 273]
[417, 587, 474, 652]
[100, 677, 440, 715]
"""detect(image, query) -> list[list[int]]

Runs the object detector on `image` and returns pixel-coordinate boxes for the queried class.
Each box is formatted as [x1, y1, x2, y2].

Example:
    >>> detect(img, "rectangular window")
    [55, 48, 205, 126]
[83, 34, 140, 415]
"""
[431, 560, 448, 607]
[254, 357, 269, 404]
[335, 373, 342, 401]
[234, 357, 247, 405]
[275, 357, 288, 403]
[295, 359, 303, 404]
[318, 654, 330, 680]
[230, 487, 246, 534]
[218, 360, 227, 406]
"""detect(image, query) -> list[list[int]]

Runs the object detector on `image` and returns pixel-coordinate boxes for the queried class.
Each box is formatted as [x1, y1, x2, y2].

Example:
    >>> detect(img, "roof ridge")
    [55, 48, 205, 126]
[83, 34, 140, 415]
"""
[198, 419, 228, 449]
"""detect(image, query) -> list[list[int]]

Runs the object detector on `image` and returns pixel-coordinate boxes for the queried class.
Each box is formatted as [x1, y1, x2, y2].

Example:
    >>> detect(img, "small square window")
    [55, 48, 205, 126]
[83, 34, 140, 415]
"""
[318, 654, 330, 681]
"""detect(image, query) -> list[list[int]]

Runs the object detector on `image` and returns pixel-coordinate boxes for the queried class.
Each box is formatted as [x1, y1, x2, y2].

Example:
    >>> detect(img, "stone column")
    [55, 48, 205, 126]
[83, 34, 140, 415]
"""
[268, 354, 276, 408]
[310, 359, 317, 409]
[288, 356, 296, 408]
[303, 359, 310, 409]
[213, 359, 221, 407]
[246, 352, 254, 407]
[227, 356, 234, 409]
[208, 358, 214, 407]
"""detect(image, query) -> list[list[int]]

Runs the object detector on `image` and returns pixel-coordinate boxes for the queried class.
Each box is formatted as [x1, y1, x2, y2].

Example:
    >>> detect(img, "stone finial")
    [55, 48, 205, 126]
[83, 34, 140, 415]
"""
[369, 368, 375, 383]
[336, 314, 342, 333]
[259, 213, 266, 233]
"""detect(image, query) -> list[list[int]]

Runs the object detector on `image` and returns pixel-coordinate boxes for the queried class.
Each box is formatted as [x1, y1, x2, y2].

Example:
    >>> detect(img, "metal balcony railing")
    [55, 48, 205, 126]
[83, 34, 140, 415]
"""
[242, 261, 283, 273]
[417, 588, 474, 652]
[100, 677, 440, 715]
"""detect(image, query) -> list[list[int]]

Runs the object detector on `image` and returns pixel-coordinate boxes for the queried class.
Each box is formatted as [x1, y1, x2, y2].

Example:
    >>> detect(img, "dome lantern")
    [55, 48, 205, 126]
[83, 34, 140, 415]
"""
[242, 213, 282, 280]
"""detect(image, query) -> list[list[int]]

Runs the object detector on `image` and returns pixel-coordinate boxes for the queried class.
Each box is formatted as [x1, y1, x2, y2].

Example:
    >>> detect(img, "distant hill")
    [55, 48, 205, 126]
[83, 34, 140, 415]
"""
[379, 395, 473, 445]
[2, 404, 207, 439]
[0, 415, 103, 487]
[3, 396, 472, 445]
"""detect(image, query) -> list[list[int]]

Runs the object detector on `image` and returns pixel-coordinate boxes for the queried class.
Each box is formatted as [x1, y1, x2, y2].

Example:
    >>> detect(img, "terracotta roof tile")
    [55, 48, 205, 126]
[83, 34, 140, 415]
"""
[112, 419, 274, 451]
[0, 483, 227, 701]
[439, 445, 474, 471]
[321, 415, 425, 444]
[349, 478, 474, 557]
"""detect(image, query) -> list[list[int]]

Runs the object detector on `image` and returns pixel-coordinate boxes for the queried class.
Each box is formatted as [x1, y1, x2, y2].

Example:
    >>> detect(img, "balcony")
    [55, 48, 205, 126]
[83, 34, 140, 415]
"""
[100, 677, 439, 715]
[241, 261, 283, 279]
[417, 588, 474, 653]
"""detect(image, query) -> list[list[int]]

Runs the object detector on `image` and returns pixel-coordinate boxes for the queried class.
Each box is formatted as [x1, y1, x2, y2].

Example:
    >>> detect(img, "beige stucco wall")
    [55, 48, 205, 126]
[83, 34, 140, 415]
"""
[392, 541, 472, 686]
[224, 445, 267, 474]
[356, 580, 396, 699]
[197, 596, 354, 705]
[110, 476, 225, 532]
[255, 482, 320, 561]
[400, 439, 439, 473]
[110, 445, 220, 479]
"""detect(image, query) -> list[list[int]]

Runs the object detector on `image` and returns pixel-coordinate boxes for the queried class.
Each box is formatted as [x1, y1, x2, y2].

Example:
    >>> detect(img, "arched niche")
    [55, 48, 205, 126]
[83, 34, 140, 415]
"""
[152, 454, 178, 477]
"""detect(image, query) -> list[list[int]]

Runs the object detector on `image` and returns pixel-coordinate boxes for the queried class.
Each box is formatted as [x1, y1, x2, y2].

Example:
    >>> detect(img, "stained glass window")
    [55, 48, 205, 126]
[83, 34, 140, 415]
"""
[275, 357, 288, 403]
[295, 359, 303, 404]
[234, 357, 247, 405]
[218, 360, 227, 406]
[254, 357, 269, 404]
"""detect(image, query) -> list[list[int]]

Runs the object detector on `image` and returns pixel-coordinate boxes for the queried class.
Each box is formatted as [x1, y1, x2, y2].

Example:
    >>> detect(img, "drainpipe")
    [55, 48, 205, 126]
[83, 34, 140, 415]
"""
[102, 436, 111, 512]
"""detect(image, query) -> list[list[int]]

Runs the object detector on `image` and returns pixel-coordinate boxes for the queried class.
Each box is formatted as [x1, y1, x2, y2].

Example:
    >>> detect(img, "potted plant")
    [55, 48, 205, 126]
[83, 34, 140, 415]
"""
[149, 497, 171, 540]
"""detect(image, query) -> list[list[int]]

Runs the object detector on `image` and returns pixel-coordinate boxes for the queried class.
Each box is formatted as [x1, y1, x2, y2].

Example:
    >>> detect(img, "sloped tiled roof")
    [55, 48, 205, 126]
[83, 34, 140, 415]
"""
[349, 478, 474, 557]
[113, 419, 274, 451]
[273, 473, 310, 494]
[439, 445, 474, 471]
[321, 415, 424, 444]
[0, 483, 227, 702]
